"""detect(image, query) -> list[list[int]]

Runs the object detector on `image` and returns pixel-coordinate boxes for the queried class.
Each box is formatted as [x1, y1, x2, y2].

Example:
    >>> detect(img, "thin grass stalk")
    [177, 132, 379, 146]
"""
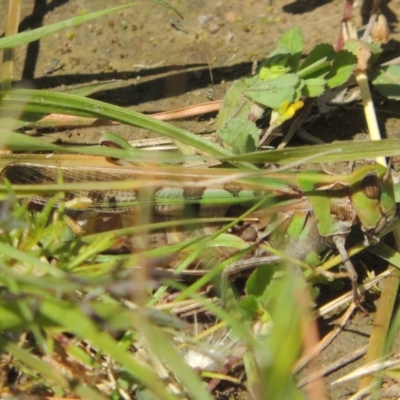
[0, 0, 21, 90]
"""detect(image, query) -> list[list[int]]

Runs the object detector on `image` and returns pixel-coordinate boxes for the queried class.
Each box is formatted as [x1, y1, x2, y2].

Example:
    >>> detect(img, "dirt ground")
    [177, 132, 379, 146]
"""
[2, 0, 400, 398]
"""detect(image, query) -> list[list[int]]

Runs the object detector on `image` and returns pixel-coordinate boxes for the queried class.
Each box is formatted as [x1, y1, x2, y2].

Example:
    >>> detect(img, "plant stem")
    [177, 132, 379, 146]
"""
[355, 71, 386, 166]
[0, 0, 21, 91]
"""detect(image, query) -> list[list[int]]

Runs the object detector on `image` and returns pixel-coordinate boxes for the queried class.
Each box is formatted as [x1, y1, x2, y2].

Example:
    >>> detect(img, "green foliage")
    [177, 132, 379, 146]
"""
[216, 77, 260, 153]
[277, 26, 304, 70]
[326, 48, 358, 88]
[246, 73, 300, 109]
[1, 8, 400, 399]
[372, 65, 400, 100]
[242, 270, 309, 400]
[216, 27, 358, 153]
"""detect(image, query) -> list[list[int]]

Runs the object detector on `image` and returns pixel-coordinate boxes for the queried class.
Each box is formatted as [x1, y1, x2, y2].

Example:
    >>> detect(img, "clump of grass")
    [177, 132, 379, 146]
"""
[1, 2, 400, 400]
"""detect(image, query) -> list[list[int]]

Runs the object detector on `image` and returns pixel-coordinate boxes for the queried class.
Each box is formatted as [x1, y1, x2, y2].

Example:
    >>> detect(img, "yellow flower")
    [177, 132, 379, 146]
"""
[276, 100, 304, 125]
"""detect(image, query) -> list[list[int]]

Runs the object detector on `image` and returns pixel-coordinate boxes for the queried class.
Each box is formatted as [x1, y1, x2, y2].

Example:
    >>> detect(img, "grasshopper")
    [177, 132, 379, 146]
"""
[0, 158, 396, 308]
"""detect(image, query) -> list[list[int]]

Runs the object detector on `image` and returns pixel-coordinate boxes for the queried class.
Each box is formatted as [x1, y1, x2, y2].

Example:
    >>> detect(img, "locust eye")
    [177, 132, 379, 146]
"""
[361, 173, 381, 200]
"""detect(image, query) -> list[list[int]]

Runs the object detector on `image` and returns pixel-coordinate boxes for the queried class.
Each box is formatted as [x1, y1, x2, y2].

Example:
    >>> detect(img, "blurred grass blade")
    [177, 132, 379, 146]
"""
[221, 138, 400, 164]
[64, 80, 124, 97]
[0, 3, 155, 49]
[3, 129, 400, 168]
[0, 294, 179, 400]
[1, 89, 236, 159]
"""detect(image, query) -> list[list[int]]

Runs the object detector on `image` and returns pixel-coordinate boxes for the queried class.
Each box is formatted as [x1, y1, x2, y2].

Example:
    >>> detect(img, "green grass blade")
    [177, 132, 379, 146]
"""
[0, 3, 140, 50]
[221, 138, 400, 164]
[2, 89, 236, 159]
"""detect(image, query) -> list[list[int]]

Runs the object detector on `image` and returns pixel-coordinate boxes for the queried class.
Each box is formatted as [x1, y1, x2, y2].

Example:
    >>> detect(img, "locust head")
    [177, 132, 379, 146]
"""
[350, 164, 396, 245]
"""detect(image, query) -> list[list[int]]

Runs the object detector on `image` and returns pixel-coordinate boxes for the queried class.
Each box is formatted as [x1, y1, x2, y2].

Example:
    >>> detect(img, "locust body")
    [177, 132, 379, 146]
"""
[0, 161, 395, 307]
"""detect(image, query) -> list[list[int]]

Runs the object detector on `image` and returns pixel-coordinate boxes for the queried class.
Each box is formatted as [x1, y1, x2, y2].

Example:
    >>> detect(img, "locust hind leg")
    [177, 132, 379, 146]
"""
[332, 235, 368, 313]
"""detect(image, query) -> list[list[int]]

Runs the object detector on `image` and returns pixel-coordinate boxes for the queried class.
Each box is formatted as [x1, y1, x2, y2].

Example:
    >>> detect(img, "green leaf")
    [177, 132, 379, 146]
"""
[216, 76, 259, 152]
[326, 50, 357, 88]
[246, 265, 276, 297]
[238, 295, 260, 319]
[303, 78, 326, 97]
[216, 76, 254, 128]
[218, 116, 259, 153]
[372, 65, 400, 100]
[245, 74, 299, 109]
[278, 27, 304, 70]
[297, 59, 330, 80]
[259, 52, 291, 81]
[344, 39, 382, 66]
[294, 79, 305, 100]
[217, 76, 259, 154]
[298, 43, 335, 76]
[259, 63, 291, 81]
[369, 241, 400, 271]
[205, 233, 249, 250]
[298, 43, 335, 81]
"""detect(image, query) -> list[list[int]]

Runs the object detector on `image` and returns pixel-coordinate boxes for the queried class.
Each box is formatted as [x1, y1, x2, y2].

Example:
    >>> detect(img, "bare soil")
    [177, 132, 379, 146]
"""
[2, 0, 400, 398]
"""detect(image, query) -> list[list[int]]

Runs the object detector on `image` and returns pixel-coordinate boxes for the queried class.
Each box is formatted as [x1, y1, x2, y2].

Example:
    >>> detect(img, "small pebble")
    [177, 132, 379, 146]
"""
[208, 22, 220, 34]
[198, 15, 213, 24]
[225, 11, 236, 23]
